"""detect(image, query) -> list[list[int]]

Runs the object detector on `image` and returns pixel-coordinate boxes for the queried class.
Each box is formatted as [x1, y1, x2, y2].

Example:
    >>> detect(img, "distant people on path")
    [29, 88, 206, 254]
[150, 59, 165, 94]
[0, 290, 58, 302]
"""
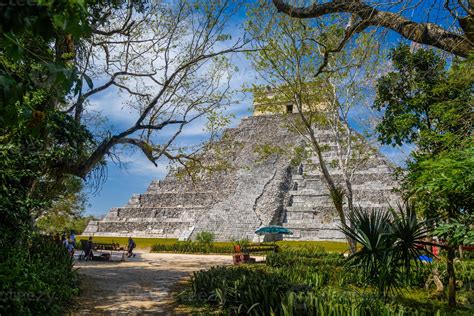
[127, 237, 136, 258]
[61, 234, 68, 247]
[70, 231, 76, 248]
[84, 236, 94, 261]
[62, 234, 74, 256]
[67, 239, 75, 256]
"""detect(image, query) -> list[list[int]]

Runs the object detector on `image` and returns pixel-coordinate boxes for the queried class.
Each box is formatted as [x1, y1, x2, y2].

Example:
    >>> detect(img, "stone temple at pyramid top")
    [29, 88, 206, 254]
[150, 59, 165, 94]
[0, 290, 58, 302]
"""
[253, 85, 329, 116]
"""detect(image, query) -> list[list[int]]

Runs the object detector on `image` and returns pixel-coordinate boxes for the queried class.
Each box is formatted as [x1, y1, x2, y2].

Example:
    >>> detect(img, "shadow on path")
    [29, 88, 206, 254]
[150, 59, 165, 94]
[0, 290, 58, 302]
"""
[73, 252, 233, 315]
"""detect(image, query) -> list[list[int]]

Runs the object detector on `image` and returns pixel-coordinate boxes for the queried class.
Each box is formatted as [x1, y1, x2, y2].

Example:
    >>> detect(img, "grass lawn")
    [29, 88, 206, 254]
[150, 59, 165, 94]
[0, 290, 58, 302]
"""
[276, 240, 349, 253]
[78, 236, 348, 253]
[77, 236, 178, 249]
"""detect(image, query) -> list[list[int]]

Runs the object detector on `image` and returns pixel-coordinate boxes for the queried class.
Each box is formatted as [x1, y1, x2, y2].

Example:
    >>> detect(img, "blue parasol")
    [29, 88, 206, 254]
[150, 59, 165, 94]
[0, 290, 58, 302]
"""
[255, 225, 293, 235]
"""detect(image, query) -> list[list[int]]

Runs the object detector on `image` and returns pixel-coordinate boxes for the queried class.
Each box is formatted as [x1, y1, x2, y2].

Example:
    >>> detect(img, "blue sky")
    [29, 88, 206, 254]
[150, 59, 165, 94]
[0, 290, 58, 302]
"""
[83, 1, 453, 218]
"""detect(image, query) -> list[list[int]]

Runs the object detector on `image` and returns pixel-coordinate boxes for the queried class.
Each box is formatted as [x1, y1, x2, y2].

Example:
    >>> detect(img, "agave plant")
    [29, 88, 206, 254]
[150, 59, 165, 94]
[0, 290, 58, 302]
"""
[340, 203, 430, 298]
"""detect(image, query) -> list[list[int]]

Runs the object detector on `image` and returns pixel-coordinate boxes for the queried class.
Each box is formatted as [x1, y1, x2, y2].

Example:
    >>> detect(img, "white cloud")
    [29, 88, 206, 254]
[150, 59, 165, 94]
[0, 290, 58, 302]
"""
[87, 86, 139, 125]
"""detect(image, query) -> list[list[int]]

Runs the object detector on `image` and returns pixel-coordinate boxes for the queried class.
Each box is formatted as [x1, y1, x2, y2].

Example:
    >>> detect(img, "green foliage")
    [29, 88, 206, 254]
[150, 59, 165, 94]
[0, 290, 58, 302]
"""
[0, 2, 109, 313]
[180, 246, 474, 314]
[374, 45, 473, 223]
[195, 231, 215, 245]
[0, 0, 99, 244]
[151, 241, 234, 254]
[374, 46, 473, 306]
[340, 204, 429, 297]
[434, 215, 474, 247]
[184, 266, 295, 315]
[0, 235, 79, 315]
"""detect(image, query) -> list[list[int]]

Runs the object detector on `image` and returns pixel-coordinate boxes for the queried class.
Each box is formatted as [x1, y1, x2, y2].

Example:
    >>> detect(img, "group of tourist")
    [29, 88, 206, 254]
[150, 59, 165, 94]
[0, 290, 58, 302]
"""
[58, 234, 137, 260]
[60, 231, 76, 256]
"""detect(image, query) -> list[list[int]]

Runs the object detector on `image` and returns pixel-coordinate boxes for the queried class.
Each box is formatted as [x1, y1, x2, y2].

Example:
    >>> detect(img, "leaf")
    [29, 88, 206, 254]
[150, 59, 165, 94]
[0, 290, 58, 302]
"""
[83, 73, 94, 90]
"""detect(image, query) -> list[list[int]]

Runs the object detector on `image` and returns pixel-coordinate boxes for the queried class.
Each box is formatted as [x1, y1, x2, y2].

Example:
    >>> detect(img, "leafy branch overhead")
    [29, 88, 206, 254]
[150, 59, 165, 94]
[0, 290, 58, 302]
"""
[272, 0, 474, 57]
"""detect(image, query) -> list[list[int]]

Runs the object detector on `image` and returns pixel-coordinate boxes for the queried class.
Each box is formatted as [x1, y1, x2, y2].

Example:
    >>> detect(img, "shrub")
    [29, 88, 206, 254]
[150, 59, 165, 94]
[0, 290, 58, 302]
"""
[195, 231, 215, 245]
[341, 205, 430, 298]
[0, 235, 79, 315]
[266, 247, 344, 268]
[150, 241, 234, 254]
[185, 266, 298, 315]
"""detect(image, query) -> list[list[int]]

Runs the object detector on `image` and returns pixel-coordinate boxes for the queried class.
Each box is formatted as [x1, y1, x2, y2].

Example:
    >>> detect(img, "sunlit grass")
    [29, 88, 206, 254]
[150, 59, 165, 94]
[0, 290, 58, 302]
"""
[276, 240, 349, 253]
[77, 236, 177, 249]
[77, 236, 348, 253]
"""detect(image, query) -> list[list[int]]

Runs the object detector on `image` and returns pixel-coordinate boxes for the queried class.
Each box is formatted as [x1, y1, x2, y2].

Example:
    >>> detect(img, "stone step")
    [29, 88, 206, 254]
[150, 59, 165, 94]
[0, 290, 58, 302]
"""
[281, 227, 345, 240]
[291, 188, 396, 199]
[282, 221, 341, 229]
[285, 205, 388, 213]
[95, 221, 193, 237]
[300, 157, 388, 171]
[293, 178, 397, 190]
[290, 184, 396, 195]
[104, 206, 206, 220]
[147, 178, 232, 193]
[290, 193, 398, 207]
[302, 165, 394, 176]
[285, 210, 339, 222]
[131, 192, 221, 207]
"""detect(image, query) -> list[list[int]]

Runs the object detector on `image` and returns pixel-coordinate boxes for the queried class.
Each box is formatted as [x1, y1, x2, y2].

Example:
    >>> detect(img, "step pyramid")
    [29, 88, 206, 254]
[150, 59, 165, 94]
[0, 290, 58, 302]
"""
[84, 114, 400, 241]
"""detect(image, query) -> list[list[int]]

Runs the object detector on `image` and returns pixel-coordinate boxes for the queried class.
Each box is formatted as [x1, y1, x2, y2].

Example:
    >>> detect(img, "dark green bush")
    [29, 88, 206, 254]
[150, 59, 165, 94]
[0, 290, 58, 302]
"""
[185, 266, 299, 315]
[266, 247, 344, 268]
[0, 235, 79, 315]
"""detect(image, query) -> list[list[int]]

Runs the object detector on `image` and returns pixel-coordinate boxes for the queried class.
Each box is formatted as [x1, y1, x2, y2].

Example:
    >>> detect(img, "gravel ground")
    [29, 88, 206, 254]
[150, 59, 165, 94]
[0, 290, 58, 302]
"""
[73, 252, 237, 315]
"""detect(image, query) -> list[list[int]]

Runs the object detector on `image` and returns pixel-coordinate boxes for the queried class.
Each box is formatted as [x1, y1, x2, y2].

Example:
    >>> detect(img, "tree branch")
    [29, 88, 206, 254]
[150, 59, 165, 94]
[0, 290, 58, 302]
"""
[272, 0, 473, 57]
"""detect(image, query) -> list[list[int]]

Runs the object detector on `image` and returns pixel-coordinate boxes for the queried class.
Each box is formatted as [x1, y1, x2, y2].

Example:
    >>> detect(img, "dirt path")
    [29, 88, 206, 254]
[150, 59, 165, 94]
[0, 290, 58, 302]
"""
[74, 252, 235, 315]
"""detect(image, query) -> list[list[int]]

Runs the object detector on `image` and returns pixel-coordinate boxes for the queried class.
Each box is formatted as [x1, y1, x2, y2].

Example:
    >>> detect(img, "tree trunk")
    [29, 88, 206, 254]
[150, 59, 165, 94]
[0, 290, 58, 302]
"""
[447, 245, 456, 307]
[345, 187, 356, 254]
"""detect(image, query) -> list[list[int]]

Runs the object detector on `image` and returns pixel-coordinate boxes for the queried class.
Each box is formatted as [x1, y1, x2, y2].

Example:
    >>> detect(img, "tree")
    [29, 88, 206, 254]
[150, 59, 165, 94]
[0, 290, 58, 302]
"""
[35, 176, 94, 235]
[373, 44, 473, 307]
[1, 0, 99, 245]
[64, 0, 248, 178]
[271, 0, 474, 58]
[247, 1, 380, 253]
[1, 0, 248, 240]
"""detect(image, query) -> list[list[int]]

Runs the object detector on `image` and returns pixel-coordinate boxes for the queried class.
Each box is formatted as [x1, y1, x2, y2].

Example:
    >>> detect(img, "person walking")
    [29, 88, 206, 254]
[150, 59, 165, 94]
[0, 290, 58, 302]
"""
[84, 236, 94, 261]
[127, 237, 136, 258]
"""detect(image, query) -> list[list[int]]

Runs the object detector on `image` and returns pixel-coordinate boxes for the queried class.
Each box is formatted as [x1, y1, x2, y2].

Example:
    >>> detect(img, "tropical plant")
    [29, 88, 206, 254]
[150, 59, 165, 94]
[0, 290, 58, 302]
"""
[186, 266, 296, 315]
[340, 204, 430, 298]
